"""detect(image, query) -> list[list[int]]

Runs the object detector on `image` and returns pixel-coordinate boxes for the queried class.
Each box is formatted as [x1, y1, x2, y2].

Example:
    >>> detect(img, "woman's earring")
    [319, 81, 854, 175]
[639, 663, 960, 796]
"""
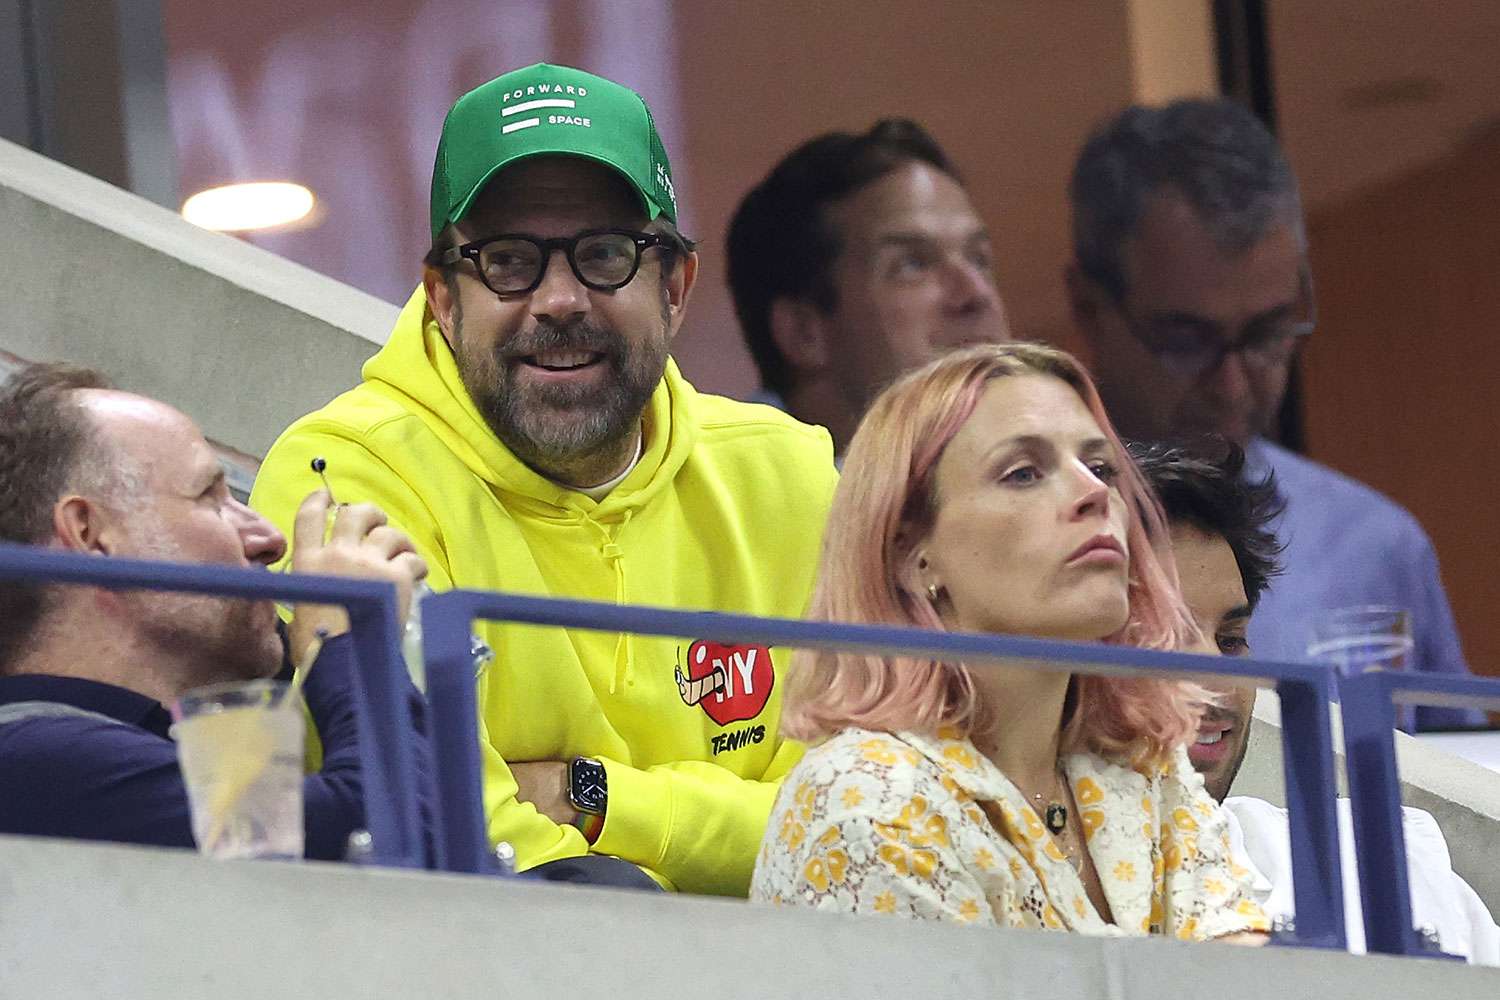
[926, 582, 942, 604]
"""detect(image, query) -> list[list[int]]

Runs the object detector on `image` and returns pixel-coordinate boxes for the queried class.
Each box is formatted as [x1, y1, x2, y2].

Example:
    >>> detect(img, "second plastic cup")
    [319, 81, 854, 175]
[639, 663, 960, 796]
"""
[1306, 606, 1413, 678]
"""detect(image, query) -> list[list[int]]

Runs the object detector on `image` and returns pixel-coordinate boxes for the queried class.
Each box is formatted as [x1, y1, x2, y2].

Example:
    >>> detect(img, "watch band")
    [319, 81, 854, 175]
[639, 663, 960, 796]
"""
[572, 810, 605, 844]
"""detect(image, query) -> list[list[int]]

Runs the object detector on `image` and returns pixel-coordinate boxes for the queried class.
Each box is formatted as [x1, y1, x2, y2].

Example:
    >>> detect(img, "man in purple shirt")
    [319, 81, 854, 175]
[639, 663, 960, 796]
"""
[1064, 99, 1479, 730]
[0, 363, 428, 858]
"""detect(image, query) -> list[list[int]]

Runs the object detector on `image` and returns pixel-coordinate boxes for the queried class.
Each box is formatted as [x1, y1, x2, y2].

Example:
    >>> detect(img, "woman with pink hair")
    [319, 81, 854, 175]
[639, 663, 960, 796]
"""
[751, 343, 1267, 941]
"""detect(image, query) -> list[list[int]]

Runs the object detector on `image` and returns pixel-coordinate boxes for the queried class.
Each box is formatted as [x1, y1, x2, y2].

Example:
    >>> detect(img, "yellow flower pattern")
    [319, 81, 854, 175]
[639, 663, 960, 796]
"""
[751, 727, 1269, 941]
[877, 842, 939, 880]
[1171, 807, 1199, 833]
[1075, 777, 1105, 805]
[943, 743, 978, 769]
[859, 738, 900, 766]
[777, 810, 806, 853]
[802, 848, 849, 893]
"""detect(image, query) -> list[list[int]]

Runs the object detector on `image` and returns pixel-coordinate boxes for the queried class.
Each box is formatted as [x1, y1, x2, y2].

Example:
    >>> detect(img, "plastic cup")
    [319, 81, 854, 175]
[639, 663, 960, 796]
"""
[1306, 606, 1413, 678]
[172, 679, 305, 860]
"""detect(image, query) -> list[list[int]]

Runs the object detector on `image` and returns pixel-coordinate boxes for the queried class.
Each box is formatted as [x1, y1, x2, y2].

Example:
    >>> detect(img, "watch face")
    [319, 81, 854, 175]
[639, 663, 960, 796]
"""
[570, 758, 608, 815]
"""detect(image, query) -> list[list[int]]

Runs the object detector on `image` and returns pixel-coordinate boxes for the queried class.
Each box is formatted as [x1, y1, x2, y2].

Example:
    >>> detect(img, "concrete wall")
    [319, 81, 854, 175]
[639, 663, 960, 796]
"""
[0, 136, 395, 459]
[1233, 691, 1500, 915]
[2, 834, 1496, 1000]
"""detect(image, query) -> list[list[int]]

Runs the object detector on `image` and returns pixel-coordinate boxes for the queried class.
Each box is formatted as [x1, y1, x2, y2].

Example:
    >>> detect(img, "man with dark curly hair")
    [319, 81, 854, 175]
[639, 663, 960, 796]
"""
[1136, 441, 1498, 963]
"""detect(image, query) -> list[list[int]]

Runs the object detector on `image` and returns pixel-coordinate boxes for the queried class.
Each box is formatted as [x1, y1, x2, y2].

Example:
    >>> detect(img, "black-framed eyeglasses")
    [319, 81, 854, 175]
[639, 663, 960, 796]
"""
[1109, 266, 1317, 378]
[440, 229, 669, 296]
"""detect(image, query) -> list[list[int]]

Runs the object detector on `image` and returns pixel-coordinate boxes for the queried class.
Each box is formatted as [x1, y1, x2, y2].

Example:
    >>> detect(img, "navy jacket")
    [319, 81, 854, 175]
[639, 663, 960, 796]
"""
[0, 634, 416, 861]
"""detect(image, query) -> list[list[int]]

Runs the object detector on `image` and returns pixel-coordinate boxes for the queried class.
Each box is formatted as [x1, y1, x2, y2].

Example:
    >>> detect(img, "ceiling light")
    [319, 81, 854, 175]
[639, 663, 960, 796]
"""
[181, 182, 316, 232]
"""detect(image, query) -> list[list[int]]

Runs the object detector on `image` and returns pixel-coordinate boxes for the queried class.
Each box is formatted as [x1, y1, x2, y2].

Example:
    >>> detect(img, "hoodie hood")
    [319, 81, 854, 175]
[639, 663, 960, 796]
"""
[362, 287, 698, 516]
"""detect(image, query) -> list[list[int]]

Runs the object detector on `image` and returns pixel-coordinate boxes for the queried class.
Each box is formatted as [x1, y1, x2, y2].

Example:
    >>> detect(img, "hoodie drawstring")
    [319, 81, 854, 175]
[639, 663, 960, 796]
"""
[577, 507, 636, 693]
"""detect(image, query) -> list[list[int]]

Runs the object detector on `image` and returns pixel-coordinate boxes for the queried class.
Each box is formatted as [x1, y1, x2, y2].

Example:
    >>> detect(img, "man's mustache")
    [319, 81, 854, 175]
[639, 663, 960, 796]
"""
[498, 322, 621, 362]
[1198, 707, 1241, 727]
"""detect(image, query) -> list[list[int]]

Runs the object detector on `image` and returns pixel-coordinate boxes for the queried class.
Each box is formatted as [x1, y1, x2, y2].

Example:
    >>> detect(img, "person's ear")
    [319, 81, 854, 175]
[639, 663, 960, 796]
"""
[1064, 261, 1104, 328]
[898, 542, 937, 603]
[662, 250, 698, 341]
[50, 495, 121, 556]
[769, 297, 831, 374]
[423, 266, 459, 349]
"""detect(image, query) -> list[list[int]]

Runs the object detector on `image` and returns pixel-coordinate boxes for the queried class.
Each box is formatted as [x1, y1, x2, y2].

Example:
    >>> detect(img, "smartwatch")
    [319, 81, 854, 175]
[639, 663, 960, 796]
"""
[568, 756, 608, 817]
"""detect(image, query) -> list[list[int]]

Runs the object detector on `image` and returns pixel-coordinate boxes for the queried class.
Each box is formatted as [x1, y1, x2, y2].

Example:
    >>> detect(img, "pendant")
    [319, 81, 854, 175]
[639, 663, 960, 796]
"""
[1044, 803, 1068, 834]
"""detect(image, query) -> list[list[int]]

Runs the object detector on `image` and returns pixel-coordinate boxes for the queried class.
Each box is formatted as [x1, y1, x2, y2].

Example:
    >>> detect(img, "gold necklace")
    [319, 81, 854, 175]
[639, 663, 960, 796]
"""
[1020, 766, 1069, 833]
[1021, 768, 1084, 874]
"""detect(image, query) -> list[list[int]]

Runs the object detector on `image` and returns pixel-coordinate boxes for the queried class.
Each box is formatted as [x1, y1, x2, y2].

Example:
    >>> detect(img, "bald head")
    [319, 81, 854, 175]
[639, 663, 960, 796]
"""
[65, 387, 285, 571]
[73, 389, 209, 506]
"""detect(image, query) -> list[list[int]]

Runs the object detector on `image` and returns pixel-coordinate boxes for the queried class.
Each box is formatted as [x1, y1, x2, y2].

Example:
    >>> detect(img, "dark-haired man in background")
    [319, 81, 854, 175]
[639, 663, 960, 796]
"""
[1069, 99, 1478, 729]
[1135, 442, 1498, 963]
[727, 119, 1011, 456]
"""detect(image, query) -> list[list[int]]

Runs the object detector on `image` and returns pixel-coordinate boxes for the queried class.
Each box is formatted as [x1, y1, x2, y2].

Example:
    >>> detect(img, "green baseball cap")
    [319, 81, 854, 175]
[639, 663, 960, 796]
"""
[429, 63, 678, 239]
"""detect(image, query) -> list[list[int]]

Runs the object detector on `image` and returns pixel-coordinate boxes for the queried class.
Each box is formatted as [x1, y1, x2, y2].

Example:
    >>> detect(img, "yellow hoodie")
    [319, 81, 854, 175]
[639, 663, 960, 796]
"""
[250, 289, 837, 894]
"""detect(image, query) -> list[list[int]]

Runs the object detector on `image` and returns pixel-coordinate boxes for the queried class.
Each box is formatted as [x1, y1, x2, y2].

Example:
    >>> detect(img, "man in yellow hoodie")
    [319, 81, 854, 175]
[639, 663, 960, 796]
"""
[250, 64, 838, 894]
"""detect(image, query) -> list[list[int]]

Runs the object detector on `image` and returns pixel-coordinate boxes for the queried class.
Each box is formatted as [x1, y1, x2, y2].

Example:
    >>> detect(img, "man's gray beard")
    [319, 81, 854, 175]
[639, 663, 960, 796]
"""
[125, 536, 280, 683]
[454, 314, 669, 475]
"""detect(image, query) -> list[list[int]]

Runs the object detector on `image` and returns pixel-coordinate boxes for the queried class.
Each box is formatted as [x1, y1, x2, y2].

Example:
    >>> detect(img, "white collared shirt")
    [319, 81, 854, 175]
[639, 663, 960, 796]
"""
[1224, 795, 1500, 964]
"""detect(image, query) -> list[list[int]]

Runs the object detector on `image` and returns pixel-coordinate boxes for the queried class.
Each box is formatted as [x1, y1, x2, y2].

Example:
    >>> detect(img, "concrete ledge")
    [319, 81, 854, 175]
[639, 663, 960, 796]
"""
[0, 138, 397, 457]
[1, 835, 1496, 999]
[1233, 692, 1500, 914]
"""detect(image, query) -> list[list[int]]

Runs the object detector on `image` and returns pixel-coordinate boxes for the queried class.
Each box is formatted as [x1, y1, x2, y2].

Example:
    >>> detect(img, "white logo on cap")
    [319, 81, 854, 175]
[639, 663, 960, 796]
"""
[502, 97, 574, 134]
[656, 163, 677, 208]
[499, 85, 594, 135]
[502, 84, 589, 101]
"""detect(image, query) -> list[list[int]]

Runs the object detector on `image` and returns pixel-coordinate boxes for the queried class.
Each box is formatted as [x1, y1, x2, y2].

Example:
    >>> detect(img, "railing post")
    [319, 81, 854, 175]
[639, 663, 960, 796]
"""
[345, 589, 424, 869]
[1340, 671, 1417, 956]
[1276, 672, 1347, 949]
[422, 592, 491, 875]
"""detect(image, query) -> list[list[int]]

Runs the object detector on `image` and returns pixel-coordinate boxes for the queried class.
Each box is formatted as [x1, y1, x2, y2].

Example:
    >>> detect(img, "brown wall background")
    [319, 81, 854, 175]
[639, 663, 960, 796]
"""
[1301, 125, 1500, 677]
[665, 1, 1141, 390]
[162, 1, 1163, 395]
[159, 2, 1499, 673]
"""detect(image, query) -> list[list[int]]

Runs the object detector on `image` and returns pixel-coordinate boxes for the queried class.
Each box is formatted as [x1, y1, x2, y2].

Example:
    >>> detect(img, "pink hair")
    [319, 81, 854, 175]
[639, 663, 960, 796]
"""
[784, 343, 1205, 768]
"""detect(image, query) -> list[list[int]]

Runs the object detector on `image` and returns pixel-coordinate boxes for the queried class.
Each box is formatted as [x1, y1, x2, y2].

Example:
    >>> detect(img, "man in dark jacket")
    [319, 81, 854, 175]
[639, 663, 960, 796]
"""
[0, 362, 426, 859]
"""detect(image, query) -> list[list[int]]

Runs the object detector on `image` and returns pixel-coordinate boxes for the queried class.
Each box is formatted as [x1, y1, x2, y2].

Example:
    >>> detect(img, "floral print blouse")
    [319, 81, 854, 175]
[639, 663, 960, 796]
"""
[751, 726, 1269, 940]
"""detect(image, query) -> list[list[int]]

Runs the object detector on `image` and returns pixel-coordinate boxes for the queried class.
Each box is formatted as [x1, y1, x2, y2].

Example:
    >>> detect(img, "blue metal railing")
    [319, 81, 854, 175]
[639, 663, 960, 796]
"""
[0, 542, 426, 868]
[26, 537, 1500, 957]
[1340, 670, 1500, 958]
[422, 588, 1350, 950]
